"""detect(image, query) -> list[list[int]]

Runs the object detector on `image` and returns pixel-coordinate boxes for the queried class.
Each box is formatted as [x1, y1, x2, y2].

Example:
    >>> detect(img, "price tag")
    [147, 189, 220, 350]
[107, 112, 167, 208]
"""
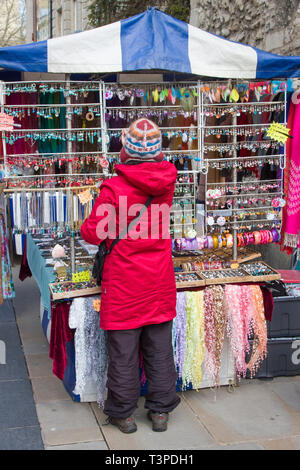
[93, 299, 101, 312]
[99, 157, 109, 169]
[0, 113, 14, 131]
[78, 189, 93, 205]
[72, 270, 90, 283]
[267, 122, 292, 144]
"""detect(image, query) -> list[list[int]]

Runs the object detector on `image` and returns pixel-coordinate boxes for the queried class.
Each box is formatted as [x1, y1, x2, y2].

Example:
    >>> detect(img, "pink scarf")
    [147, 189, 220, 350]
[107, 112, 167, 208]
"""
[284, 101, 300, 250]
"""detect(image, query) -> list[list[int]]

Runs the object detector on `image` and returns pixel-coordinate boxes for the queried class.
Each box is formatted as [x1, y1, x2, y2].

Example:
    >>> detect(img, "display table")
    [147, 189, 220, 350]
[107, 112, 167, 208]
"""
[21, 233, 239, 403]
[26, 234, 57, 317]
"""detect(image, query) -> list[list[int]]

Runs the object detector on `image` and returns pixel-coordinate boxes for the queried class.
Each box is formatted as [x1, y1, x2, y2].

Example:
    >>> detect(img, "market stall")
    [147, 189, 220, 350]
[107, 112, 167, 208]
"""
[1, 8, 300, 403]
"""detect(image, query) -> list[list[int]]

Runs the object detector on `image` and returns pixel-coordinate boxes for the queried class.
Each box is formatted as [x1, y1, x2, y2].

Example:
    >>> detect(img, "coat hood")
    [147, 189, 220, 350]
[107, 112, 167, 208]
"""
[115, 161, 177, 196]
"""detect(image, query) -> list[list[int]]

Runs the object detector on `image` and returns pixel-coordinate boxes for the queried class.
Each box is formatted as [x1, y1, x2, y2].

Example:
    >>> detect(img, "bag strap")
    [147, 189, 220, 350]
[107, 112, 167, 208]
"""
[107, 195, 154, 254]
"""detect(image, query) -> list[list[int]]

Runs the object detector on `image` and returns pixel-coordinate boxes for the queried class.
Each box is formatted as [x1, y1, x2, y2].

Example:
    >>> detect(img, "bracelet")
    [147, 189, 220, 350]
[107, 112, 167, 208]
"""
[197, 237, 204, 250]
[212, 235, 219, 249]
[218, 235, 223, 249]
[207, 236, 214, 249]
[261, 230, 268, 244]
[175, 238, 182, 251]
[237, 233, 242, 247]
[226, 233, 233, 247]
[253, 231, 261, 245]
[248, 232, 255, 245]
[268, 230, 273, 243]
[271, 228, 279, 242]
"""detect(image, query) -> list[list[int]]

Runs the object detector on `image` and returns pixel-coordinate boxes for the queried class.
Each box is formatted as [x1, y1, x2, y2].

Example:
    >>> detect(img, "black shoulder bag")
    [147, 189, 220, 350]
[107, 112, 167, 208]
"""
[92, 195, 154, 286]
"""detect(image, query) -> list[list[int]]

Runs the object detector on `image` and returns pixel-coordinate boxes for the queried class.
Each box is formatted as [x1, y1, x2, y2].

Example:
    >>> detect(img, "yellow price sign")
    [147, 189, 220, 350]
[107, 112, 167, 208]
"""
[72, 270, 90, 283]
[93, 299, 101, 312]
[267, 122, 292, 144]
[78, 189, 93, 205]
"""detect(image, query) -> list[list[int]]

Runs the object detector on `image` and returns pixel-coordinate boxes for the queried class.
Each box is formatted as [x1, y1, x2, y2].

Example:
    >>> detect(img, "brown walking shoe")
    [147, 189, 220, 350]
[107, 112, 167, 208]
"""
[147, 410, 169, 432]
[107, 416, 137, 434]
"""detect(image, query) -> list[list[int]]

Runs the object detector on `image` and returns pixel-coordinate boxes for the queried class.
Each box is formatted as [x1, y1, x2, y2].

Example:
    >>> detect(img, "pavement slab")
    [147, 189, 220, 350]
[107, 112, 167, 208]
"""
[182, 379, 300, 445]
[260, 435, 300, 450]
[0, 322, 28, 380]
[91, 396, 216, 450]
[45, 441, 108, 450]
[17, 316, 46, 342]
[25, 353, 53, 378]
[10, 264, 300, 451]
[21, 333, 50, 356]
[31, 376, 71, 403]
[0, 379, 41, 430]
[36, 400, 105, 447]
[0, 426, 44, 450]
[0, 300, 16, 323]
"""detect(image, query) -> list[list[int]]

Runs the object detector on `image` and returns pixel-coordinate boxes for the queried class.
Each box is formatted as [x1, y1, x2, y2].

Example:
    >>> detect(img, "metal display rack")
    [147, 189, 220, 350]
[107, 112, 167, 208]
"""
[0, 78, 287, 267]
[199, 79, 287, 261]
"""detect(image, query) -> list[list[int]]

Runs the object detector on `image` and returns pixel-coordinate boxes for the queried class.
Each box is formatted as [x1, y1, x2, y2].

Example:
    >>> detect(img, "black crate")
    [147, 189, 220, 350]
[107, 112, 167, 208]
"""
[249, 337, 300, 378]
[268, 296, 300, 338]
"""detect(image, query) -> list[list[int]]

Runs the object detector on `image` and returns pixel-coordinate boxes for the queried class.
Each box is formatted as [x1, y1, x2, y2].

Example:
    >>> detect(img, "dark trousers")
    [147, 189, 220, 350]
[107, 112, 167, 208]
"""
[103, 321, 180, 419]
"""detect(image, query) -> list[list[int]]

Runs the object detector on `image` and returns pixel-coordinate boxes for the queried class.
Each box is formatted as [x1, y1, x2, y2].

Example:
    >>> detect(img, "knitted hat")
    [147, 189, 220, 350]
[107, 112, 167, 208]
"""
[120, 118, 163, 163]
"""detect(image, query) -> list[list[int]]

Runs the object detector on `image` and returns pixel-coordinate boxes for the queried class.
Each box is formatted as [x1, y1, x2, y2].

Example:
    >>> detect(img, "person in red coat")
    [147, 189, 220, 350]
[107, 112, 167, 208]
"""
[80, 118, 180, 433]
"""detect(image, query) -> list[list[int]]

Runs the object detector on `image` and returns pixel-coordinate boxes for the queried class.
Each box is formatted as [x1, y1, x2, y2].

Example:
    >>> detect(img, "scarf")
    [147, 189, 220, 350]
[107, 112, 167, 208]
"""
[283, 100, 300, 252]
[182, 291, 205, 390]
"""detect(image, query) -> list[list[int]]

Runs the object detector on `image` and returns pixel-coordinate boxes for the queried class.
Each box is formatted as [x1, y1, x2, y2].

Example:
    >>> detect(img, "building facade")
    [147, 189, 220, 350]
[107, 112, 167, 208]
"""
[26, 0, 300, 57]
[26, 0, 93, 42]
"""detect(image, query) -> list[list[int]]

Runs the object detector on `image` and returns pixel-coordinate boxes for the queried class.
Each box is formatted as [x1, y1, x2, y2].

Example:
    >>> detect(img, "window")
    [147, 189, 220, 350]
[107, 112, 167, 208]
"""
[73, 0, 79, 32]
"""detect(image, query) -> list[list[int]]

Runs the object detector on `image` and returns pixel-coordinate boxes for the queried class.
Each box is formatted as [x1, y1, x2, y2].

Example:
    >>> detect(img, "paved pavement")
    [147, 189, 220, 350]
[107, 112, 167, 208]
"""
[2, 265, 300, 450]
[0, 298, 44, 450]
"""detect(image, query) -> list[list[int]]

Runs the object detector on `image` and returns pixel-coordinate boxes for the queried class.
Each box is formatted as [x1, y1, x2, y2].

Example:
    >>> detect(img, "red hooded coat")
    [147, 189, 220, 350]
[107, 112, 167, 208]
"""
[80, 161, 177, 330]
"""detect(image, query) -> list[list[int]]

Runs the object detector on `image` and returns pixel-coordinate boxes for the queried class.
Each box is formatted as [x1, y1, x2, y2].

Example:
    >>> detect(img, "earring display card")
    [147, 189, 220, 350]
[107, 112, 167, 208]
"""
[49, 280, 101, 301]
[199, 268, 254, 285]
[198, 262, 281, 286]
[175, 272, 206, 288]
[175, 261, 281, 288]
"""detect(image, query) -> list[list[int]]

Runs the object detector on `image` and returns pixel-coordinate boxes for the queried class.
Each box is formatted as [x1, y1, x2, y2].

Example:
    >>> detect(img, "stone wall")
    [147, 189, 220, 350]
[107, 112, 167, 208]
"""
[190, 0, 300, 55]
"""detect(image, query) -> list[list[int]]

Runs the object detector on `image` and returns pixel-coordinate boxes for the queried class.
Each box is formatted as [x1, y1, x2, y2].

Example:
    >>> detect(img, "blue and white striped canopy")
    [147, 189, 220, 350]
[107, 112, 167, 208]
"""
[1, 7, 300, 79]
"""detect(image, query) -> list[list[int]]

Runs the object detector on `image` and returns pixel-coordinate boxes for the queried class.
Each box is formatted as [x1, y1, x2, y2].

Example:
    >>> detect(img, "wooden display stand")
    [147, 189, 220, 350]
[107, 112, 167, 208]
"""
[175, 261, 281, 289]
[49, 281, 101, 301]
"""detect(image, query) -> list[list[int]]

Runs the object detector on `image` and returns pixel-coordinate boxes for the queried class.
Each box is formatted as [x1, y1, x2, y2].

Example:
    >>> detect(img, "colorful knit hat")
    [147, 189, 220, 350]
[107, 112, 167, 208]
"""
[120, 118, 163, 163]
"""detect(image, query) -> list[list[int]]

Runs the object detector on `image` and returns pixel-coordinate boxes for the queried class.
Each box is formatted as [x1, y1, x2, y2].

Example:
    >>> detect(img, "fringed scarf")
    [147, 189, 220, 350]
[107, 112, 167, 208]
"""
[224, 285, 248, 378]
[246, 286, 268, 378]
[282, 100, 300, 253]
[224, 284, 268, 379]
[204, 288, 217, 382]
[182, 291, 205, 390]
[211, 285, 227, 386]
[173, 291, 187, 378]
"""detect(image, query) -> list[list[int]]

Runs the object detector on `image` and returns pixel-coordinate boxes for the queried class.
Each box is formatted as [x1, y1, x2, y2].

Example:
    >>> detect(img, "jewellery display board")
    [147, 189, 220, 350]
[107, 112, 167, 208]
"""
[9, 78, 281, 399]
[0, 78, 287, 273]
[200, 80, 287, 261]
[175, 262, 281, 289]
[173, 246, 261, 273]
[103, 81, 201, 238]
[49, 280, 101, 301]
